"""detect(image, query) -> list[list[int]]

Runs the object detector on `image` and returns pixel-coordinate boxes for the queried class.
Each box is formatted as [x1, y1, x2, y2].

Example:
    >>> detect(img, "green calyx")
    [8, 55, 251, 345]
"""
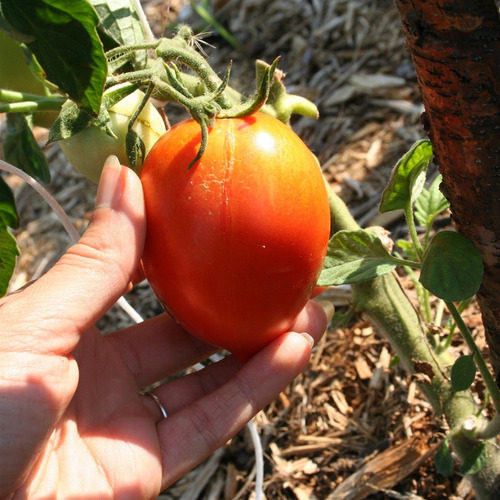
[104, 25, 319, 166]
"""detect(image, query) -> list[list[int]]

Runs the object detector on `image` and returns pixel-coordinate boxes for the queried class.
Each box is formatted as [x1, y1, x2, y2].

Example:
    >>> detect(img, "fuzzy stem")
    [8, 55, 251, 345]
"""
[422, 288, 432, 323]
[0, 88, 62, 103]
[105, 67, 156, 88]
[155, 31, 234, 110]
[105, 41, 159, 61]
[0, 100, 65, 113]
[324, 179, 359, 233]
[405, 202, 424, 260]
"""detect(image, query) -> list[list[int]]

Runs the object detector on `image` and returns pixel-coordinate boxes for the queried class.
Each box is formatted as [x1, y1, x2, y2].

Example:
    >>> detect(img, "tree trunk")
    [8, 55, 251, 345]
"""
[393, 0, 500, 379]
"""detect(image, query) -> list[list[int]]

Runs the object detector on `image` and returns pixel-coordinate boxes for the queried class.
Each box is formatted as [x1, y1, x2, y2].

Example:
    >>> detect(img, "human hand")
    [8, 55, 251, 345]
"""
[0, 156, 329, 499]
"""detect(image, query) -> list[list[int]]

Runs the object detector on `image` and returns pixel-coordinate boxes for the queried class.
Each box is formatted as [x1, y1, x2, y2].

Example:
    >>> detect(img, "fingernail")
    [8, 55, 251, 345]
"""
[95, 155, 124, 208]
[317, 300, 335, 323]
[299, 332, 314, 349]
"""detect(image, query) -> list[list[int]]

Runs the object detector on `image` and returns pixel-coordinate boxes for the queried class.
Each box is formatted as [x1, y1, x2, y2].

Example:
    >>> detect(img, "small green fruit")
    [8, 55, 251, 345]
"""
[59, 87, 167, 183]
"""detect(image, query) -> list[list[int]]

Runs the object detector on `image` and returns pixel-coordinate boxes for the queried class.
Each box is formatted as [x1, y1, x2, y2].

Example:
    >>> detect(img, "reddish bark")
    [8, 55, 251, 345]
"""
[392, 0, 500, 378]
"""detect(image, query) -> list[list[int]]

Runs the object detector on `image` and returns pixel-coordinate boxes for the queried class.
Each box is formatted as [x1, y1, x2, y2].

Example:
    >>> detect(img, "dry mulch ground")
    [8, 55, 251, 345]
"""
[1, 0, 489, 498]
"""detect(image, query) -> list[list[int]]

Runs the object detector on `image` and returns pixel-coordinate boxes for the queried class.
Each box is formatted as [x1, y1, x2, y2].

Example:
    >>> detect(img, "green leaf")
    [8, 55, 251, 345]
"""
[451, 355, 476, 392]
[380, 139, 434, 213]
[49, 100, 115, 142]
[3, 113, 51, 183]
[419, 231, 483, 302]
[0, 176, 19, 229]
[0, 0, 107, 115]
[414, 174, 450, 228]
[48, 100, 96, 142]
[101, 81, 141, 108]
[435, 441, 455, 476]
[318, 229, 402, 286]
[396, 239, 419, 262]
[389, 354, 400, 368]
[459, 442, 487, 476]
[0, 224, 20, 297]
[89, 0, 147, 71]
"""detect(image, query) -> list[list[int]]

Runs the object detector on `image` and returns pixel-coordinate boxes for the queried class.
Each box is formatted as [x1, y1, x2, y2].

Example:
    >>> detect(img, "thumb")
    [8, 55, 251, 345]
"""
[6, 156, 146, 350]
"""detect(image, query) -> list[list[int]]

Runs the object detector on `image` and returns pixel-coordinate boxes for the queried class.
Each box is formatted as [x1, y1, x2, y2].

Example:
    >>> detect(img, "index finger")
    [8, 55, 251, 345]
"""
[1, 159, 146, 355]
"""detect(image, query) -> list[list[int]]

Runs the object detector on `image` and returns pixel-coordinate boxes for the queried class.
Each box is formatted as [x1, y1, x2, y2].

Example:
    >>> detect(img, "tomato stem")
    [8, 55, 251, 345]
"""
[105, 25, 318, 129]
[219, 57, 279, 118]
[0, 88, 66, 114]
[154, 26, 235, 110]
[256, 60, 319, 124]
[105, 41, 160, 61]
[0, 97, 66, 113]
[105, 67, 156, 89]
[100, 25, 320, 167]
[405, 201, 424, 260]
[163, 63, 195, 99]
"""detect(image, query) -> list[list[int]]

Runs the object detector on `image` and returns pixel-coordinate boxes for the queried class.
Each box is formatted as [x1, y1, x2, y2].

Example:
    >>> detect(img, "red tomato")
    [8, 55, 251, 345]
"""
[140, 112, 330, 361]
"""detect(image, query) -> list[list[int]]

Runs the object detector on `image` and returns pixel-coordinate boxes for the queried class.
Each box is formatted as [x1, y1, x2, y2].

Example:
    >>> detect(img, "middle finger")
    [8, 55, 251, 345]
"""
[107, 312, 220, 387]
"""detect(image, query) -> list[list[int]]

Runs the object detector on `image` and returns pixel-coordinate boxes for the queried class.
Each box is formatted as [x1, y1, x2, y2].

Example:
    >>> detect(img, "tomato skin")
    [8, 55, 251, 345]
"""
[140, 113, 330, 361]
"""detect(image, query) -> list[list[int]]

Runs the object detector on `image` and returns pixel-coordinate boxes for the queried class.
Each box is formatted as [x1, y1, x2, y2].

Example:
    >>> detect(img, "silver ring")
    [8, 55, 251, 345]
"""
[144, 391, 168, 419]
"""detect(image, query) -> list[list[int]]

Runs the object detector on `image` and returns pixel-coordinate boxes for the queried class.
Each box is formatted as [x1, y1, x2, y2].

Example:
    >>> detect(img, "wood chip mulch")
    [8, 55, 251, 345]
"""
[0, 0, 486, 498]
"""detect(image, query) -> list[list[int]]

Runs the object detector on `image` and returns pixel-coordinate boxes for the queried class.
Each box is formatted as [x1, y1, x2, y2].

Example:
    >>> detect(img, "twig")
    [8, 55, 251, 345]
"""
[178, 448, 225, 500]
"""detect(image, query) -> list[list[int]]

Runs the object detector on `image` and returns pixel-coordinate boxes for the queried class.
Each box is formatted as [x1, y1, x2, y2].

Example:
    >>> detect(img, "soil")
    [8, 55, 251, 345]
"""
[1, 1, 490, 499]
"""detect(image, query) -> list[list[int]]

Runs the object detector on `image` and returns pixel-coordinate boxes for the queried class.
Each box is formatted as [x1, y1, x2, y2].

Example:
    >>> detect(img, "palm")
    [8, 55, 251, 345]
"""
[5, 305, 325, 499]
[17, 325, 164, 499]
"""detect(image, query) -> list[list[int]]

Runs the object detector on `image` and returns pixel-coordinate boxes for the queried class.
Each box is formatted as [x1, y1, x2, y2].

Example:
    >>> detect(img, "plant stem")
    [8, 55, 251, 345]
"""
[405, 202, 424, 260]
[167, 71, 244, 105]
[446, 301, 500, 415]
[435, 299, 445, 326]
[0, 99, 65, 113]
[0, 88, 64, 105]
[422, 287, 432, 323]
[106, 67, 156, 88]
[105, 41, 159, 60]
[155, 30, 235, 110]
[324, 178, 359, 233]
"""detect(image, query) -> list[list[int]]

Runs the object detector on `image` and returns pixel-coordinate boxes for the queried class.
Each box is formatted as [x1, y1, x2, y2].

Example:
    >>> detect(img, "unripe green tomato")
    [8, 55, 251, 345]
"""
[59, 88, 167, 183]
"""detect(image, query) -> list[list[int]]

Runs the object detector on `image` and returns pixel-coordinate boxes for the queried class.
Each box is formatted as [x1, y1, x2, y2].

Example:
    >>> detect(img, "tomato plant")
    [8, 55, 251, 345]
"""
[140, 112, 330, 361]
